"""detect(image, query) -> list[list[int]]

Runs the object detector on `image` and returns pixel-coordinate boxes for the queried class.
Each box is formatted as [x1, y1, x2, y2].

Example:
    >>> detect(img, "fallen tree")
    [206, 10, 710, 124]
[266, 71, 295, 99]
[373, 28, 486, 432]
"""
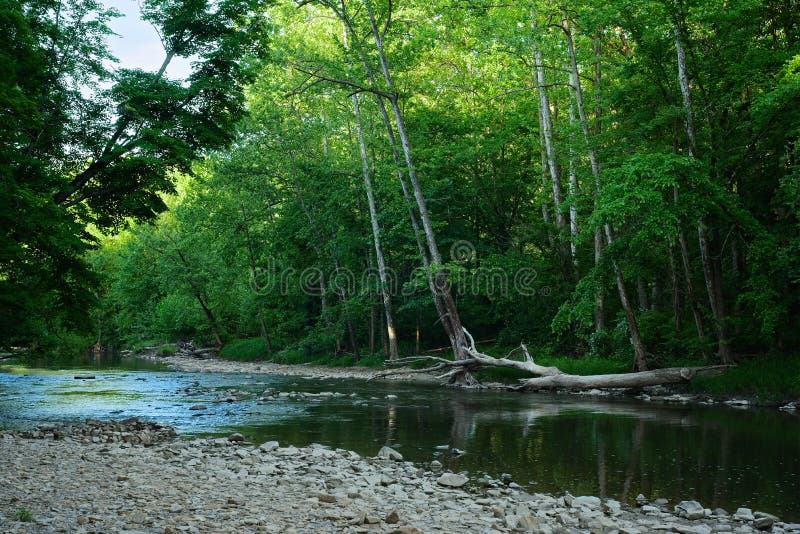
[378, 328, 731, 391]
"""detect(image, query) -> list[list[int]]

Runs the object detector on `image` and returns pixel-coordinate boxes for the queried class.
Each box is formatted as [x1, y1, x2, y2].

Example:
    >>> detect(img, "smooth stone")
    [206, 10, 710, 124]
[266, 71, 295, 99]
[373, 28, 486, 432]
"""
[733, 508, 755, 521]
[188, 405, 206, 411]
[258, 440, 279, 452]
[676, 500, 706, 520]
[573, 495, 602, 509]
[377, 446, 403, 462]
[437, 473, 468, 488]
[753, 517, 774, 530]
[316, 493, 336, 503]
[227, 433, 244, 442]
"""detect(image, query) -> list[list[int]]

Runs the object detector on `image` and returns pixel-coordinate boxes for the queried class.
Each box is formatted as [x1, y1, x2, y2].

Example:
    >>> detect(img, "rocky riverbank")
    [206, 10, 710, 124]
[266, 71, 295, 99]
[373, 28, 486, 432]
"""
[1, 420, 797, 533]
[143, 353, 800, 411]
[142, 352, 439, 383]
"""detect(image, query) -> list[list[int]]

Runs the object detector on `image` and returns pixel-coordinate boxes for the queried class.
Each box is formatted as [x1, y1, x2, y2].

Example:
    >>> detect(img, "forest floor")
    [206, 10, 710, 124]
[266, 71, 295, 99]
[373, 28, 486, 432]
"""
[1, 421, 795, 534]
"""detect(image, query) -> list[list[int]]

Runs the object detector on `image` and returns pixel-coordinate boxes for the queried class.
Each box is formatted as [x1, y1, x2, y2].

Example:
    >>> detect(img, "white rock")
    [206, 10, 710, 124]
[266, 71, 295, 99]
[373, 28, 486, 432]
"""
[437, 473, 468, 488]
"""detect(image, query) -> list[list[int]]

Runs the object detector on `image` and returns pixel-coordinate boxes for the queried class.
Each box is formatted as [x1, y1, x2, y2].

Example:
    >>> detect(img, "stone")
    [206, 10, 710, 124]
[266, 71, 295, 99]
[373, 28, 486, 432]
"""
[573, 495, 602, 509]
[636, 494, 648, 505]
[429, 460, 442, 472]
[377, 446, 404, 462]
[316, 493, 336, 503]
[188, 405, 206, 411]
[604, 499, 623, 516]
[753, 512, 778, 530]
[676, 500, 706, 520]
[227, 433, 244, 443]
[258, 440, 279, 452]
[437, 473, 468, 488]
[389, 528, 423, 534]
[753, 516, 774, 530]
[673, 525, 712, 534]
[385, 510, 400, 524]
[733, 508, 755, 522]
[364, 514, 381, 524]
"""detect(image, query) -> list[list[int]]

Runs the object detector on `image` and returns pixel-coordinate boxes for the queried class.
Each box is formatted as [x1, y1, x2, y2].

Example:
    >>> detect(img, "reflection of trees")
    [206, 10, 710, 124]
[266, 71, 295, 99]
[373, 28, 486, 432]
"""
[443, 396, 800, 517]
[229, 388, 800, 519]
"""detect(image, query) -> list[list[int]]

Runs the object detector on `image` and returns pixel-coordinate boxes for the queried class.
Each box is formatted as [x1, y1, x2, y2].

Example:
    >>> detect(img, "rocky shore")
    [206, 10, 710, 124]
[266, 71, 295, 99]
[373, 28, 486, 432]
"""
[143, 353, 439, 383]
[145, 353, 800, 411]
[1, 420, 797, 533]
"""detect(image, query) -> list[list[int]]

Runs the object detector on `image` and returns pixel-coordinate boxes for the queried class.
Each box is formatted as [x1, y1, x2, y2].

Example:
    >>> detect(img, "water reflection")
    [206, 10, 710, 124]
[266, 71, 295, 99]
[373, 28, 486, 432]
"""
[0, 364, 798, 519]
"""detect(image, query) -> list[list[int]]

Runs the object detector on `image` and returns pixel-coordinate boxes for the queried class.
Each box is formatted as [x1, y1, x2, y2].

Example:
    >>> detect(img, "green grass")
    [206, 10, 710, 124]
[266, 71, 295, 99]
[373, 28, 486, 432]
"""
[129, 339, 165, 352]
[157, 343, 177, 356]
[691, 355, 800, 400]
[14, 508, 33, 522]
[219, 338, 271, 362]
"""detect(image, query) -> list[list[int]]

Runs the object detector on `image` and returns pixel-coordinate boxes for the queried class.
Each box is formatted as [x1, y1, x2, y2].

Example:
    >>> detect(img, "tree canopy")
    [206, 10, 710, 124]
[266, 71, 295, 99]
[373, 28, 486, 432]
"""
[3, 0, 798, 367]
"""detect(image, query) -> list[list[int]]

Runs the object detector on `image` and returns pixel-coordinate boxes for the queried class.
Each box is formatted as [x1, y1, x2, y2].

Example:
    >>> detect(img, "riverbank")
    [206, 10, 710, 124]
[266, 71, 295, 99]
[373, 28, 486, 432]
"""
[1, 420, 796, 534]
[146, 353, 800, 411]
[143, 352, 441, 383]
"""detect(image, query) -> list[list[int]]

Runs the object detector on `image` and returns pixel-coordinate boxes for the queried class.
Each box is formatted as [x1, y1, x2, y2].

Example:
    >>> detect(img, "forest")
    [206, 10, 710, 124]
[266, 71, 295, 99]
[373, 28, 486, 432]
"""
[2, 0, 799, 383]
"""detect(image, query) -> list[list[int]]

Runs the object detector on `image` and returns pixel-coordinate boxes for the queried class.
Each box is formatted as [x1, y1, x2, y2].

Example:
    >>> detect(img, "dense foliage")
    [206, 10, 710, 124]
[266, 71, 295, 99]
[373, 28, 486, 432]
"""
[1, 0, 267, 352]
[3, 0, 799, 369]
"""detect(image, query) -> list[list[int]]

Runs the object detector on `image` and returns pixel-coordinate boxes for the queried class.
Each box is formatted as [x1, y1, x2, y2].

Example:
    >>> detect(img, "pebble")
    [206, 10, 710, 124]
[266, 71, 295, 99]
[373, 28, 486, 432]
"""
[0, 420, 784, 534]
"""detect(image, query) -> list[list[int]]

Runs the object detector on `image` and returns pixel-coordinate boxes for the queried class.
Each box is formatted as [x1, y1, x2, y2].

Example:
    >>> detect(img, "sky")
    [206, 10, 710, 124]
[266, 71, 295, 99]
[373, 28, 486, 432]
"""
[105, 0, 193, 79]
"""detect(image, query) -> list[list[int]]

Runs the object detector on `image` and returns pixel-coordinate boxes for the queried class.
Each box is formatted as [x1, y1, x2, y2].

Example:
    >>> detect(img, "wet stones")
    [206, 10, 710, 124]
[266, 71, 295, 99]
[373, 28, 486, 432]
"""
[11, 418, 177, 446]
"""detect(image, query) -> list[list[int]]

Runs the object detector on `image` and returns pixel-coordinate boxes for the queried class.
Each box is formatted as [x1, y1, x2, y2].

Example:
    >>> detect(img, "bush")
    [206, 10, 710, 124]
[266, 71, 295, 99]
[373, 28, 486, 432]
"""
[14, 508, 33, 522]
[219, 338, 271, 362]
[157, 343, 177, 356]
[691, 354, 800, 400]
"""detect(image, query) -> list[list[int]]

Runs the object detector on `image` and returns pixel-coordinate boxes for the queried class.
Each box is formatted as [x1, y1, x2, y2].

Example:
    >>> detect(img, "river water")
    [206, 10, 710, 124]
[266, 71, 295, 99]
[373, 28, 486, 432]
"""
[1, 358, 798, 520]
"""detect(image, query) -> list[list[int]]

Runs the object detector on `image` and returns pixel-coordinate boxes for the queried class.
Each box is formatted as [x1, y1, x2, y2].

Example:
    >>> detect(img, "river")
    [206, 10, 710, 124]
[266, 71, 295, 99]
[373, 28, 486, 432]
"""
[1, 357, 798, 520]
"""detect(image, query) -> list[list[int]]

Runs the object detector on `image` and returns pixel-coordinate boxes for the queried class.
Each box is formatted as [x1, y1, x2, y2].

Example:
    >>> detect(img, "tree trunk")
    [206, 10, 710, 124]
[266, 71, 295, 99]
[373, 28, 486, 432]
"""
[383, 331, 728, 390]
[337, 9, 459, 362]
[592, 36, 605, 333]
[563, 13, 647, 369]
[532, 30, 566, 235]
[668, 243, 682, 334]
[567, 99, 580, 271]
[637, 277, 649, 311]
[677, 217, 707, 346]
[258, 309, 273, 356]
[673, 17, 731, 364]
[363, 1, 472, 381]
[238, 197, 273, 356]
[352, 93, 400, 361]
[195, 292, 223, 348]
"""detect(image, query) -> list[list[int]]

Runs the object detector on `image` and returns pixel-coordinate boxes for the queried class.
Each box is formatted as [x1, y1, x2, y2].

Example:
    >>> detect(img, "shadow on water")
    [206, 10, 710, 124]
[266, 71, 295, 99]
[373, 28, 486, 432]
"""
[0, 362, 798, 519]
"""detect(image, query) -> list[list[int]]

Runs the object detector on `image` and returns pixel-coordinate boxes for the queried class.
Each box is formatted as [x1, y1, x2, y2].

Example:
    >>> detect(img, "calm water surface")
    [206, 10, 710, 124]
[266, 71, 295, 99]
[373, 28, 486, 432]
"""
[1, 358, 798, 519]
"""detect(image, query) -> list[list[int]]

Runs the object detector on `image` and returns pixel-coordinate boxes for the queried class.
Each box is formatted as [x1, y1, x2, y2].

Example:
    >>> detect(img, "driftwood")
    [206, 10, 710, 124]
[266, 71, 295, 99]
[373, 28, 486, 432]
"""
[175, 341, 218, 359]
[378, 328, 731, 390]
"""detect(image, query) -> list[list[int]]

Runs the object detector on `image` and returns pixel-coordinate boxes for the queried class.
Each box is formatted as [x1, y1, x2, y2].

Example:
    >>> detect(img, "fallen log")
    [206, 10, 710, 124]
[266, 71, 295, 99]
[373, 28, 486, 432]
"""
[378, 328, 731, 390]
